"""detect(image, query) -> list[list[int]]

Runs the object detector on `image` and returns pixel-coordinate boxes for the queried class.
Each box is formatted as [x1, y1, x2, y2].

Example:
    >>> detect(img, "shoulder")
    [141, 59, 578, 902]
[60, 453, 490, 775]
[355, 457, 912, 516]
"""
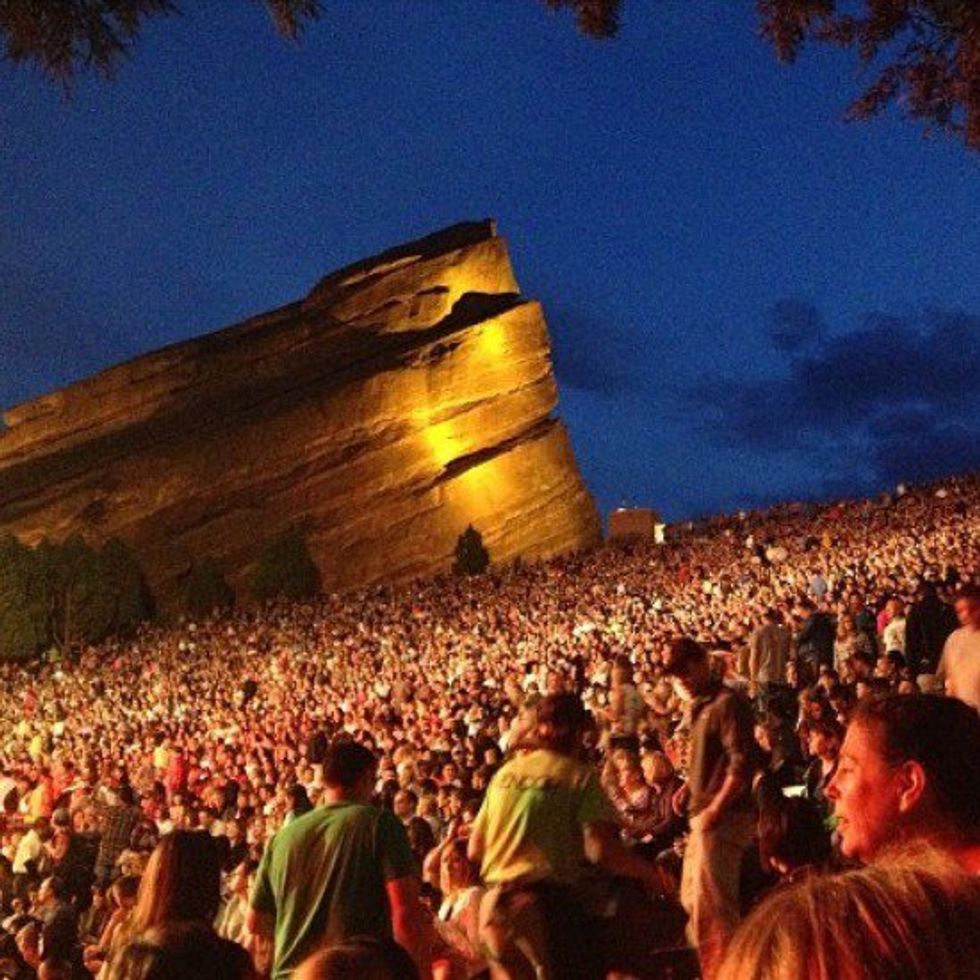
[711, 686, 753, 721]
[375, 805, 406, 832]
[944, 628, 966, 653]
[270, 806, 329, 847]
[493, 749, 548, 779]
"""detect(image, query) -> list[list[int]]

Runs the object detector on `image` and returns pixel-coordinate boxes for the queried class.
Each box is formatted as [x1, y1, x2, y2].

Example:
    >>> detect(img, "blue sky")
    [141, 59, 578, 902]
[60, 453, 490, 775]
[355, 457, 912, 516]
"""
[2, 0, 979, 520]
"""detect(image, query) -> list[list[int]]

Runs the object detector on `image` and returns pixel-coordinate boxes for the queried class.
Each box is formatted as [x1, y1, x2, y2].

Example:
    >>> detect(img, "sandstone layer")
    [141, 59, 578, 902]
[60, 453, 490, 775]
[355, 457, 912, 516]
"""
[0, 221, 601, 607]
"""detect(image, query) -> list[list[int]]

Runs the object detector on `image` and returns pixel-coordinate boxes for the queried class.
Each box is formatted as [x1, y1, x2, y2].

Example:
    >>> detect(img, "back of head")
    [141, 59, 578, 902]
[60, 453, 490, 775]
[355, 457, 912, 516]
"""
[807, 716, 844, 744]
[534, 693, 590, 755]
[132, 831, 222, 932]
[104, 922, 254, 980]
[322, 741, 377, 791]
[45, 875, 72, 904]
[663, 636, 708, 677]
[38, 960, 73, 980]
[852, 694, 980, 841]
[958, 583, 980, 603]
[294, 937, 419, 980]
[758, 793, 831, 875]
[719, 847, 980, 980]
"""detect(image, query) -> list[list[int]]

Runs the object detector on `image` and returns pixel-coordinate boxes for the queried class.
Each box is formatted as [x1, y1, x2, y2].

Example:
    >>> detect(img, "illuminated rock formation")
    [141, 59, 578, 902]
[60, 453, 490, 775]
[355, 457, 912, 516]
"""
[0, 221, 601, 606]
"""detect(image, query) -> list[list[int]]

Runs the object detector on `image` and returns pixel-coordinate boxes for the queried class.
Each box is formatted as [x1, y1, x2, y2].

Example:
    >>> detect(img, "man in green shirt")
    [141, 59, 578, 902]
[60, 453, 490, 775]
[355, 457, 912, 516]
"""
[247, 740, 429, 979]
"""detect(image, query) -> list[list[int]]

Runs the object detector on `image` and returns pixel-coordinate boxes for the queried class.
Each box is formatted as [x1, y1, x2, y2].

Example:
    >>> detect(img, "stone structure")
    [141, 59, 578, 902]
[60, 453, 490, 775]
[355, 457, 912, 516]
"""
[0, 221, 601, 607]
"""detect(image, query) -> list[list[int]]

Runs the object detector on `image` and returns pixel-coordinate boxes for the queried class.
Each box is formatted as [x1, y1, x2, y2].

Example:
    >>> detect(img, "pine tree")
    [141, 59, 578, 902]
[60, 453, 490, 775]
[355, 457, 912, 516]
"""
[183, 558, 235, 618]
[453, 525, 490, 577]
[250, 529, 321, 602]
[0, 535, 48, 661]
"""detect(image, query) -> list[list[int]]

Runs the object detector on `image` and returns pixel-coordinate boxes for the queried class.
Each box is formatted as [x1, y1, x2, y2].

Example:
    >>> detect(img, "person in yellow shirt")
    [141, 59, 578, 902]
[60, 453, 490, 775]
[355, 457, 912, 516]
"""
[469, 693, 662, 979]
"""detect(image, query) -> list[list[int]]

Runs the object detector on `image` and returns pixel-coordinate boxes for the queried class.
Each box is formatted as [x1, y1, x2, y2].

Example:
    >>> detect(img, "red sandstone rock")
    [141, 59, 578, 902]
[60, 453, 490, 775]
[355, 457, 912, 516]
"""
[0, 220, 601, 607]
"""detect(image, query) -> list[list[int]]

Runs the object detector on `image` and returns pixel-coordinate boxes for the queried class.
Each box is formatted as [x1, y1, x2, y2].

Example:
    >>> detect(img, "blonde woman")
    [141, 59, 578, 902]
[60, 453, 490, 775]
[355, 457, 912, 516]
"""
[718, 848, 980, 979]
[432, 837, 486, 980]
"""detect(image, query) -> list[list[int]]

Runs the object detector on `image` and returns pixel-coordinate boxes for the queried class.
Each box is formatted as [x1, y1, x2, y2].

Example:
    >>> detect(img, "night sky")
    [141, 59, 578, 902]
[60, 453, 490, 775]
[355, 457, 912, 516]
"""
[2, 1, 979, 522]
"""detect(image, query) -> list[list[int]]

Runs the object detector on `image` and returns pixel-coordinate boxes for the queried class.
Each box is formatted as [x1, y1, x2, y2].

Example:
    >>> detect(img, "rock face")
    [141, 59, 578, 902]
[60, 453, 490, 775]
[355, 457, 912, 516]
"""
[0, 221, 601, 607]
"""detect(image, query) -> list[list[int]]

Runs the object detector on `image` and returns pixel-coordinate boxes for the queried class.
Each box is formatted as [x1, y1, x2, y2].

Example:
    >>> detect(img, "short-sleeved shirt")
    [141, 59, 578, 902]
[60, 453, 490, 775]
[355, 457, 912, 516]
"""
[686, 683, 756, 817]
[938, 627, 980, 711]
[251, 802, 415, 980]
[473, 748, 616, 886]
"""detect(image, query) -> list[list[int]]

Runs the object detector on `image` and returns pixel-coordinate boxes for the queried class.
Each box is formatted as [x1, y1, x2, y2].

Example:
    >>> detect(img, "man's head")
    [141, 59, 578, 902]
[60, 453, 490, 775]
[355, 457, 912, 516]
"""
[295, 936, 419, 980]
[392, 789, 417, 823]
[322, 741, 377, 804]
[611, 655, 632, 686]
[641, 750, 673, 785]
[806, 717, 843, 761]
[827, 694, 980, 863]
[534, 694, 590, 756]
[955, 585, 980, 630]
[663, 637, 712, 698]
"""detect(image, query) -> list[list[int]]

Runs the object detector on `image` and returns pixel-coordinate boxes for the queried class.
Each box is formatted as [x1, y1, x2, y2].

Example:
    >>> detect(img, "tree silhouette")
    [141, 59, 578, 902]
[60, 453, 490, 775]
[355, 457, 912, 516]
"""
[0, 1, 618, 84]
[453, 525, 490, 577]
[250, 528, 321, 601]
[5, 1, 976, 146]
[183, 557, 235, 619]
[758, 0, 980, 149]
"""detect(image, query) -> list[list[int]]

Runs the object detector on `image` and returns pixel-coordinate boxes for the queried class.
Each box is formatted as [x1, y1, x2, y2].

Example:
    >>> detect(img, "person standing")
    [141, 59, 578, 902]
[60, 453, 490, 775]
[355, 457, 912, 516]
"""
[247, 741, 429, 980]
[94, 784, 141, 887]
[664, 638, 757, 980]
[794, 600, 836, 676]
[748, 610, 790, 700]
[468, 693, 663, 979]
[605, 655, 645, 750]
[905, 582, 956, 676]
[936, 586, 980, 710]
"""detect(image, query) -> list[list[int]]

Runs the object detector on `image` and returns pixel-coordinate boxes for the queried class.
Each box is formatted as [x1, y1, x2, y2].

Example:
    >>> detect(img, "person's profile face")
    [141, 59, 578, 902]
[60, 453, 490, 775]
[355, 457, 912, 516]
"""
[827, 721, 903, 862]
[671, 656, 709, 699]
[956, 597, 980, 630]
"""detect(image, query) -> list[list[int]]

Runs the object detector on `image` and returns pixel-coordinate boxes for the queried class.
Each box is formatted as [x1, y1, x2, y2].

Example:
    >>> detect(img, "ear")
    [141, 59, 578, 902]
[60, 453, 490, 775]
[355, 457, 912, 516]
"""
[895, 760, 928, 815]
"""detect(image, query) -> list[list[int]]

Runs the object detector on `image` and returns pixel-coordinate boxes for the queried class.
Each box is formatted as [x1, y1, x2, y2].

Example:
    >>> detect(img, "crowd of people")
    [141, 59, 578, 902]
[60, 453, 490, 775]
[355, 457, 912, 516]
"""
[0, 473, 977, 979]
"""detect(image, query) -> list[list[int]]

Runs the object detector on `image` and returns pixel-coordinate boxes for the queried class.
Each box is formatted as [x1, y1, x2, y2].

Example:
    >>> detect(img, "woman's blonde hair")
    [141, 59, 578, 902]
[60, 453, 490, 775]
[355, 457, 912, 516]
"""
[718, 847, 980, 980]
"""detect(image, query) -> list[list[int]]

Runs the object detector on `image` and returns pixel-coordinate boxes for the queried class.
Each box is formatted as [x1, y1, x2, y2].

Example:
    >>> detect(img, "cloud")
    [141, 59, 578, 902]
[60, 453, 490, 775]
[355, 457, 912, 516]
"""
[685, 306, 980, 495]
[768, 299, 826, 353]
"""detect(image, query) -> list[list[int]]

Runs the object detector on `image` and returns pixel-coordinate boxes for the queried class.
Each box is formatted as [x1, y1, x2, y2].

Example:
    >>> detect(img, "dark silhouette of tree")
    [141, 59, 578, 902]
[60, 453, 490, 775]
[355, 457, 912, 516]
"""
[250, 528, 321, 601]
[0, 535, 48, 661]
[39, 535, 152, 651]
[183, 557, 235, 618]
[0, 1, 618, 84]
[453, 525, 490, 577]
[758, 1, 980, 149]
[0, 534, 151, 660]
[545, 0, 621, 37]
[6, 1, 974, 147]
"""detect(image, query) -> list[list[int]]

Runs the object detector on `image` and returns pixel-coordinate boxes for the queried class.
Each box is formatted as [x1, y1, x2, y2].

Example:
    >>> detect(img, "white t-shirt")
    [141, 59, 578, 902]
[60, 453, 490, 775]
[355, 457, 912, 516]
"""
[12, 829, 43, 875]
[938, 627, 980, 710]
[883, 617, 907, 655]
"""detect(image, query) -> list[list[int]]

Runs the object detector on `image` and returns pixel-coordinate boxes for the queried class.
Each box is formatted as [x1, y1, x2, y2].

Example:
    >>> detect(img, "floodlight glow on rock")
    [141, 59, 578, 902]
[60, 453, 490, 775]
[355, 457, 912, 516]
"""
[0, 221, 601, 607]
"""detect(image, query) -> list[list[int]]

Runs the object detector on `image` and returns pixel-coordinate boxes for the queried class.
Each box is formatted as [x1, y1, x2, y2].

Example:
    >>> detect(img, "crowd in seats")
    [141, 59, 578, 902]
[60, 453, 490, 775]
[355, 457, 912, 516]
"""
[0, 474, 977, 978]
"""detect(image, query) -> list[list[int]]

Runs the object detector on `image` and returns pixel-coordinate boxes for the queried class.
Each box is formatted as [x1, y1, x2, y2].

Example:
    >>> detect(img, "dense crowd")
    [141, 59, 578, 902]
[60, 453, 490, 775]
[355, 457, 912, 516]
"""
[0, 474, 977, 979]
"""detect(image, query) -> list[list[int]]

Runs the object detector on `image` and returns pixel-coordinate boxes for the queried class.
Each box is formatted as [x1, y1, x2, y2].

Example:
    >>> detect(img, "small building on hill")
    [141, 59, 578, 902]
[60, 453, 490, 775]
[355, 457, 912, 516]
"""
[608, 507, 665, 544]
